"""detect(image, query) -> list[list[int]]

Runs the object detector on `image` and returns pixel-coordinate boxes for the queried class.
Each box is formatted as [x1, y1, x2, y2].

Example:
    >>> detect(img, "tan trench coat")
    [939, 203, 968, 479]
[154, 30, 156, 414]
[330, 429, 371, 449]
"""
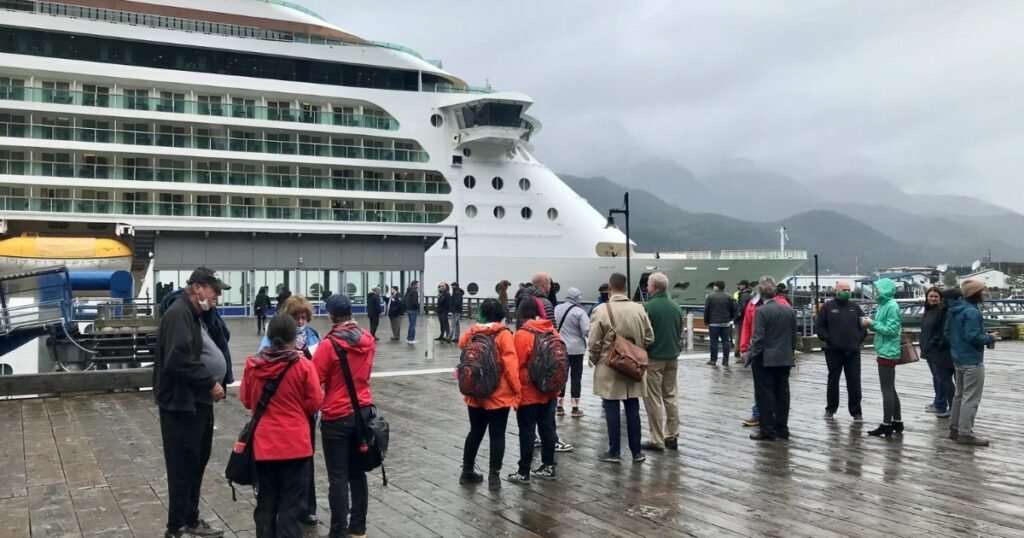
[588, 295, 655, 400]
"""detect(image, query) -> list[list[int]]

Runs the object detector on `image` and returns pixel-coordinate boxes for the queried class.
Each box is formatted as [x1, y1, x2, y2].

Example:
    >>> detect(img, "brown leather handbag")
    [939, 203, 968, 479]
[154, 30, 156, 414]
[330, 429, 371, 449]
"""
[602, 300, 649, 381]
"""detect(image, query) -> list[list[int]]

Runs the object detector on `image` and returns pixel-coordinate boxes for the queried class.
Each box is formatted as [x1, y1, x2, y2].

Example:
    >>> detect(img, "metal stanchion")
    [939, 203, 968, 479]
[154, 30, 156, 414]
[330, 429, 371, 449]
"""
[686, 313, 694, 352]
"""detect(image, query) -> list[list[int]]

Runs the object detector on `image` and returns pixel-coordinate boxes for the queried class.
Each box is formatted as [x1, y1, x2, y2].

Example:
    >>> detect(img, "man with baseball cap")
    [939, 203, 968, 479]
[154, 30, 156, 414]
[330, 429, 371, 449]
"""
[155, 266, 231, 538]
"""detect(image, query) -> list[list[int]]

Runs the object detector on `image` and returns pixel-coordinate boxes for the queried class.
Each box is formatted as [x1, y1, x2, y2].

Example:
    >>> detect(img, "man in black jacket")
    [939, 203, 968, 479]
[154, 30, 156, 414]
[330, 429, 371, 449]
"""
[449, 282, 465, 343]
[747, 277, 798, 441]
[704, 281, 737, 366]
[435, 282, 452, 342]
[734, 280, 753, 358]
[366, 286, 382, 341]
[815, 281, 866, 421]
[385, 286, 405, 341]
[154, 267, 229, 538]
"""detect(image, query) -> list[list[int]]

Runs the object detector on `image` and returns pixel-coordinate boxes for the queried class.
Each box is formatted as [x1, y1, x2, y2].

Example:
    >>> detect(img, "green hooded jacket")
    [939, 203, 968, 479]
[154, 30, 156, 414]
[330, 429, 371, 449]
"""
[871, 278, 902, 359]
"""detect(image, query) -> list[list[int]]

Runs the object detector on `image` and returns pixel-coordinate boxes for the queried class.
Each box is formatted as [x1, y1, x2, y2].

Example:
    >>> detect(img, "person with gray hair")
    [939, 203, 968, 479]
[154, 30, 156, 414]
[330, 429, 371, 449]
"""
[554, 287, 590, 417]
[747, 276, 798, 441]
[642, 272, 684, 450]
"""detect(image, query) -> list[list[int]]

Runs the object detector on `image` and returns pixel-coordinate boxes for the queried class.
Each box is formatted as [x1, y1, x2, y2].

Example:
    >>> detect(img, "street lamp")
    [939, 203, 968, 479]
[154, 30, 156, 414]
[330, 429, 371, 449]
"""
[441, 226, 460, 284]
[605, 192, 631, 298]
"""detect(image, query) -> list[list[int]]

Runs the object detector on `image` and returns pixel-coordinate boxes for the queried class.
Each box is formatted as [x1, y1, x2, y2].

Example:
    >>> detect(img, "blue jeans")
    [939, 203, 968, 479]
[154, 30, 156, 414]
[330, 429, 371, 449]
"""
[709, 325, 731, 364]
[927, 360, 949, 412]
[603, 398, 641, 458]
[407, 310, 418, 341]
[752, 392, 759, 418]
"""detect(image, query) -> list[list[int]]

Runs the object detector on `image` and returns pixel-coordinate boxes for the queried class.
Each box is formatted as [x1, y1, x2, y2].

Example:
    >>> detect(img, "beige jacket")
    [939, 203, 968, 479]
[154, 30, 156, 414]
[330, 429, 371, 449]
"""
[588, 295, 655, 400]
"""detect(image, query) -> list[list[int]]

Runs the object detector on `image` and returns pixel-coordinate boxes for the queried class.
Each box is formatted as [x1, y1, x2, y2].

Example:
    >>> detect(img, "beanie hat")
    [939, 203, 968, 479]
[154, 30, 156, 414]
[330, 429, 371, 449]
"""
[960, 279, 986, 300]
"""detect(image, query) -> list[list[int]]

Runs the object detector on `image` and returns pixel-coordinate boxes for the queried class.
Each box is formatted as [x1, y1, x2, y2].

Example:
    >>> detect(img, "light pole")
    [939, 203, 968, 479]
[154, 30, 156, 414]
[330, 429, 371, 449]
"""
[605, 192, 631, 298]
[441, 226, 460, 284]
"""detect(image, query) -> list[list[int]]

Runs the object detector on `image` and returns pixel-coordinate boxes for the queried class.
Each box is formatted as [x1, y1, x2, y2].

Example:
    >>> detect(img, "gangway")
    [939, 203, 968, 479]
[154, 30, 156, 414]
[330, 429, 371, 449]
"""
[0, 267, 73, 357]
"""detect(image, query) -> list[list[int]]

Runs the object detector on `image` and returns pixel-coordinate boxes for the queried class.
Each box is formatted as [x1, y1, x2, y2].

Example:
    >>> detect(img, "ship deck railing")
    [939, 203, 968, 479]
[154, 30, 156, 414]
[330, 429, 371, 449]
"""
[649, 250, 809, 260]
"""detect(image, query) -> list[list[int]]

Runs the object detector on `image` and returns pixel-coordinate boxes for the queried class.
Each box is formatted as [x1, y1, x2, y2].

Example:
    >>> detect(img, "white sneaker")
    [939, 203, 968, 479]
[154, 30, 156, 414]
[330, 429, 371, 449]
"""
[407, 340, 416, 345]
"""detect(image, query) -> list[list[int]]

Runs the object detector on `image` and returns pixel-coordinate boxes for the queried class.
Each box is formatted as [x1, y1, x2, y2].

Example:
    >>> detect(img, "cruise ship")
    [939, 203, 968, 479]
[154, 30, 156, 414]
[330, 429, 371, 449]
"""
[0, 0, 807, 310]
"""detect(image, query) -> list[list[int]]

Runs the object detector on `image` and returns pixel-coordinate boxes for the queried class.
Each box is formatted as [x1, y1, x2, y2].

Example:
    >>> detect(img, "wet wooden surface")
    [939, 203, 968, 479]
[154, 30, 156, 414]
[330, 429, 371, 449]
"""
[2, 338, 1024, 537]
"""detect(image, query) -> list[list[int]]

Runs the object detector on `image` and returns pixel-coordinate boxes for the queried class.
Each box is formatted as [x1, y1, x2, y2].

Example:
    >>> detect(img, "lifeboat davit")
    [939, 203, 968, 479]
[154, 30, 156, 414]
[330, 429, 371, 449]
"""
[0, 234, 133, 274]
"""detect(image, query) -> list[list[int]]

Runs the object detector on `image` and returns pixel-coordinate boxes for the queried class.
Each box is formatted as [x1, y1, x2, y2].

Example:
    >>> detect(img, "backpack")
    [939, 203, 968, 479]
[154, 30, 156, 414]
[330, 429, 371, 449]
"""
[523, 327, 569, 393]
[457, 328, 509, 397]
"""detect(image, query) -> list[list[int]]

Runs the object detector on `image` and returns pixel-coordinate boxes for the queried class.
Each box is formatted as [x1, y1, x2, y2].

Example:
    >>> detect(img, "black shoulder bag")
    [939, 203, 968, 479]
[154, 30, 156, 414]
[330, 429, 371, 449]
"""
[225, 359, 298, 500]
[329, 338, 390, 486]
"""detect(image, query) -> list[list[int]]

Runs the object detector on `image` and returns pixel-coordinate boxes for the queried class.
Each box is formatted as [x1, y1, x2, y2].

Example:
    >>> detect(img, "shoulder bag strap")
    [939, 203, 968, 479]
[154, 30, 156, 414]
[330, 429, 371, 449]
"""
[329, 337, 368, 430]
[251, 359, 298, 427]
[606, 299, 617, 330]
[557, 304, 577, 331]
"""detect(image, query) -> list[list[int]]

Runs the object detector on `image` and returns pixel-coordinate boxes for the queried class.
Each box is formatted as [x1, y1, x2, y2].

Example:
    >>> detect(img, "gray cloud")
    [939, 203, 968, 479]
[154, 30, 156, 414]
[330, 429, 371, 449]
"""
[311, 0, 1024, 210]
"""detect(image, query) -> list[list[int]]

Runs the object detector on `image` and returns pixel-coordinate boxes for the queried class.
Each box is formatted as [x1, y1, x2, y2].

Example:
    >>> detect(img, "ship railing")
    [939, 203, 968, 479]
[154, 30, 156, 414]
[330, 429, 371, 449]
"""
[0, 300, 66, 336]
[657, 250, 808, 260]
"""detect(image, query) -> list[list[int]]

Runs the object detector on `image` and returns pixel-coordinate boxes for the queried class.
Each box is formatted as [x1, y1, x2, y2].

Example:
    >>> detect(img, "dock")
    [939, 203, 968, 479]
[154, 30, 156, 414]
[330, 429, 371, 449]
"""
[2, 334, 1024, 537]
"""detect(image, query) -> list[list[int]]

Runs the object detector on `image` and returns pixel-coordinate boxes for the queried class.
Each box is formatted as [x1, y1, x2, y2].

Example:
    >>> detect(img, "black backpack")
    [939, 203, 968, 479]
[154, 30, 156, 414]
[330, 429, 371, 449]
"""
[225, 359, 298, 500]
[457, 329, 509, 397]
[328, 338, 390, 486]
[523, 327, 569, 394]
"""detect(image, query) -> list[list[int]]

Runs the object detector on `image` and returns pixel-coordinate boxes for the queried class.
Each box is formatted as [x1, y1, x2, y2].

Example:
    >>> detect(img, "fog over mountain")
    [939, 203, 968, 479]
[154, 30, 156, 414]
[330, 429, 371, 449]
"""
[319, 0, 1024, 212]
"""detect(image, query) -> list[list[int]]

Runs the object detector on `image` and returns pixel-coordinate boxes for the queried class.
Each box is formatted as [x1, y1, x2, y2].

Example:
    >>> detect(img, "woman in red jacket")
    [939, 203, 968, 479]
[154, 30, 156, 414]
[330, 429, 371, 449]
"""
[507, 298, 563, 483]
[312, 294, 376, 538]
[240, 314, 323, 538]
[458, 298, 521, 490]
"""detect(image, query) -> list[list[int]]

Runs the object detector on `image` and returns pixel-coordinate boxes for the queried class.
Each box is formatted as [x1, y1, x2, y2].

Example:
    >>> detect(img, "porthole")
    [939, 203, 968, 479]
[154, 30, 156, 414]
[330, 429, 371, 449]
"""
[467, 283, 479, 295]
[493, 206, 505, 219]
[491, 176, 504, 190]
[521, 207, 532, 220]
[519, 178, 531, 191]
[463, 147, 472, 157]
[465, 205, 478, 218]
[464, 175, 476, 189]
[547, 207, 558, 221]
[430, 113, 443, 127]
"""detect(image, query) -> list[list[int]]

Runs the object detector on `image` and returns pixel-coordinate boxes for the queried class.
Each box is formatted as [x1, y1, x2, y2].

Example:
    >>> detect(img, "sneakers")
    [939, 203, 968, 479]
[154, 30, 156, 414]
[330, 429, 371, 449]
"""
[534, 438, 542, 447]
[706, 360, 717, 366]
[597, 452, 621, 463]
[406, 340, 416, 345]
[184, 520, 224, 537]
[924, 404, 938, 413]
[554, 441, 574, 452]
[506, 471, 530, 483]
[853, 415, 864, 423]
[823, 411, 836, 421]
[640, 441, 664, 451]
[665, 437, 678, 450]
[532, 464, 557, 480]
[165, 531, 183, 538]
[742, 416, 760, 427]
[632, 453, 646, 463]
[299, 514, 318, 526]
[571, 407, 584, 418]
[949, 427, 959, 440]
[556, 406, 565, 417]
[957, 435, 990, 447]
[488, 471, 501, 490]
[936, 410, 951, 418]
[459, 470, 484, 485]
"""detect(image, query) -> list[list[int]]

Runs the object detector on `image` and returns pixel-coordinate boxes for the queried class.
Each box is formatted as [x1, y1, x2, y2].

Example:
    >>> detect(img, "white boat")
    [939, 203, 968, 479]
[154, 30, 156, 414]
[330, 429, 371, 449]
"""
[0, 0, 806, 308]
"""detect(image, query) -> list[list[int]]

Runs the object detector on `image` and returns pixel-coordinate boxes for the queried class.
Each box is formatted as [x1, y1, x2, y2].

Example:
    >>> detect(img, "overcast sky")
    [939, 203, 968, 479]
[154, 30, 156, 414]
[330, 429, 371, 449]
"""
[310, 1, 1024, 211]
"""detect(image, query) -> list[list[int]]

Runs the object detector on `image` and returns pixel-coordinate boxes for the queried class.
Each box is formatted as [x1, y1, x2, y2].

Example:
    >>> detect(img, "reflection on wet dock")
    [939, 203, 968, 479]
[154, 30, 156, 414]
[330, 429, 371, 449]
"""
[2, 339, 1024, 537]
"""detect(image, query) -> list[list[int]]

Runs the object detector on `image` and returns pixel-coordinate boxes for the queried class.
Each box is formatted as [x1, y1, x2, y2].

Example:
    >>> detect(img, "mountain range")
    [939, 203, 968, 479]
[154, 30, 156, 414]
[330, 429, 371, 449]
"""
[561, 164, 1024, 273]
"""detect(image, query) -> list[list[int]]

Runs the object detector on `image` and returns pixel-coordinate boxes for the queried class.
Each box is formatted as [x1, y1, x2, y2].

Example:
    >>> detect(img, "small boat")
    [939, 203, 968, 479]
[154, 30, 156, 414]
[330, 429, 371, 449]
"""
[0, 234, 132, 275]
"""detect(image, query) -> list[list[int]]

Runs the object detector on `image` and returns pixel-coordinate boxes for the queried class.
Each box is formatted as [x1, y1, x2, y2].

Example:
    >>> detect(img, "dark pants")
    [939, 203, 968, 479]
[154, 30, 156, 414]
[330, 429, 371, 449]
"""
[389, 316, 402, 339]
[709, 326, 731, 364]
[516, 400, 556, 475]
[927, 360, 950, 412]
[438, 313, 450, 339]
[254, 458, 311, 538]
[878, 363, 902, 423]
[603, 398, 641, 458]
[256, 313, 267, 334]
[825, 349, 862, 416]
[305, 415, 317, 516]
[936, 365, 956, 413]
[160, 403, 214, 533]
[368, 315, 379, 338]
[463, 406, 511, 473]
[752, 361, 791, 438]
[559, 354, 584, 399]
[322, 414, 370, 538]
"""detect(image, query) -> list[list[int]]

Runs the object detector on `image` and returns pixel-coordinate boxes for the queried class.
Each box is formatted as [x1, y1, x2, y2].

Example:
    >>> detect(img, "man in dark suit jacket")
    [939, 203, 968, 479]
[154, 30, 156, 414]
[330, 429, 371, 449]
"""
[366, 287, 382, 341]
[746, 277, 798, 441]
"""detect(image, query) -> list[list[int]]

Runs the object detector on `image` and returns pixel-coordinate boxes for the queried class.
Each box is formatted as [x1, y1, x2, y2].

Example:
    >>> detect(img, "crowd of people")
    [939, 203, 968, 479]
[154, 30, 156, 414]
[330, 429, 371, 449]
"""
[152, 264, 1002, 537]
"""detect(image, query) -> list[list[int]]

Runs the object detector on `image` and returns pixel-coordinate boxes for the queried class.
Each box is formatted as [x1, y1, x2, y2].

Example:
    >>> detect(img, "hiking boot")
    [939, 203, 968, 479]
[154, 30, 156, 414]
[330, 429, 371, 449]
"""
[949, 427, 959, 440]
[488, 471, 501, 490]
[893, 421, 904, 434]
[506, 471, 530, 484]
[665, 437, 678, 450]
[598, 451, 621, 463]
[742, 416, 760, 427]
[184, 520, 224, 537]
[957, 435, 990, 447]
[823, 411, 836, 421]
[640, 441, 664, 451]
[459, 469, 484, 485]
[554, 441, 574, 452]
[632, 453, 646, 463]
[532, 464, 557, 480]
[556, 406, 565, 417]
[867, 424, 895, 437]
[571, 407, 584, 418]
